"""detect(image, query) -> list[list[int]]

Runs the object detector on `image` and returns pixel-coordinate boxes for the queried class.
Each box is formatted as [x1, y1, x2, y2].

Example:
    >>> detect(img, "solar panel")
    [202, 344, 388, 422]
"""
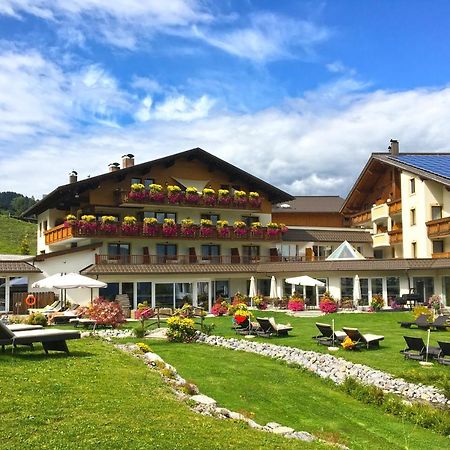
[392, 155, 450, 179]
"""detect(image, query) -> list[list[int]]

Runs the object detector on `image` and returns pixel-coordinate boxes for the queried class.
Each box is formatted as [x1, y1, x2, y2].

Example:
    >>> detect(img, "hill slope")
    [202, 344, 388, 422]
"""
[0, 215, 37, 255]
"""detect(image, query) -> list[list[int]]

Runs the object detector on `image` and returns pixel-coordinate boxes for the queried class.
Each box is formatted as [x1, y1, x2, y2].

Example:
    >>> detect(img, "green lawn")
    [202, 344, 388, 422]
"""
[0, 214, 36, 254]
[0, 338, 323, 450]
[201, 311, 450, 390]
[150, 340, 450, 450]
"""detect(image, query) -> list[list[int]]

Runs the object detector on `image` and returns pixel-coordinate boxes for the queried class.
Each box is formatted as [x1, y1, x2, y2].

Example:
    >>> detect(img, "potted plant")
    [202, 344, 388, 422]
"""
[370, 294, 385, 311]
[79, 214, 97, 233]
[253, 294, 268, 310]
[288, 294, 305, 311]
[217, 189, 232, 206]
[267, 222, 281, 237]
[233, 220, 247, 237]
[129, 183, 147, 201]
[167, 185, 183, 204]
[211, 299, 230, 316]
[121, 216, 139, 235]
[199, 218, 214, 237]
[202, 187, 217, 206]
[148, 183, 165, 203]
[250, 221, 263, 237]
[162, 218, 177, 237]
[142, 217, 159, 236]
[185, 186, 200, 204]
[216, 220, 230, 238]
[100, 215, 118, 233]
[248, 191, 262, 208]
[181, 217, 196, 237]
[319, 294, 338, 314]
[233, 190, 247, 207]
[64, 214, 78, 227]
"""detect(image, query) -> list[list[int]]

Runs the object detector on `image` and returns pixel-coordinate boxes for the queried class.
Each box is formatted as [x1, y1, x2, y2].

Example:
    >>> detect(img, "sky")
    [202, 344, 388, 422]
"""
[2, 1, 450, 199]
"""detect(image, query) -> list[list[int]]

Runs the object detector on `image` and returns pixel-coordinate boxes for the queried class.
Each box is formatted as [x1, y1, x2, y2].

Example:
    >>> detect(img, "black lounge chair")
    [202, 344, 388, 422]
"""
[342, 327, 384, 349]
[398, 314, 431, 330]
[7, 324, 43, 332]
[233, 317, 256, 335]
[437, 341, 450, 365]
[0, 322, 80, 354]
[430, 315, 450, 331]
[400, 336, 440, 361]
[313, 322, 346, 346]
[256, 317, 292, 337]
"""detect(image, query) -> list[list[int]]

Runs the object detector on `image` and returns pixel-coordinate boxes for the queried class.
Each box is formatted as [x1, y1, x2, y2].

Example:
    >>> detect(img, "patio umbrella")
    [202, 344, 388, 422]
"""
[353, 275, 361, 308]
[269, 276, 277, 299]
[286, 276, 325, 305]
[248, 276, 257, 303]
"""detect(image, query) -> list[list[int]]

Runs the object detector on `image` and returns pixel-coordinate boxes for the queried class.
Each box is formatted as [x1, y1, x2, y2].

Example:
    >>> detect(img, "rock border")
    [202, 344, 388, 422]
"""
[115, 342, 348, 449]
[196, 334, 449, 407]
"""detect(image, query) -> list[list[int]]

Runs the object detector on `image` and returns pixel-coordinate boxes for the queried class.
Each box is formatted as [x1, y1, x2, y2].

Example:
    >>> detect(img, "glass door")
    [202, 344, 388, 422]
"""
[196, 281, 210, 310]
[155, 283, 175, 308]
[0, 277, 6, 312]
[413, 277, 434, 304]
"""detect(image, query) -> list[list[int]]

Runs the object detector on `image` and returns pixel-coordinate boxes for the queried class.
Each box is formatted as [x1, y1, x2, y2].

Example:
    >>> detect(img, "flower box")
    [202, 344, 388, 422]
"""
[143, 225, 160, 236]
[121, 224, 139, 235]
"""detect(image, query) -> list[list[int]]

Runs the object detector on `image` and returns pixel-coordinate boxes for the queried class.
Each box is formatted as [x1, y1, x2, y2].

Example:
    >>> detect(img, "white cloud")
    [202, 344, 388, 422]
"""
[153, 95, 215, 121]
[193, 12, 330, 62]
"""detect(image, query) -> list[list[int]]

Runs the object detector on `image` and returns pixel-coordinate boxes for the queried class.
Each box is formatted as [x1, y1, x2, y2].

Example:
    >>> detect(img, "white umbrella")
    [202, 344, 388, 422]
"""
[353, 275, 361, 308]
[248, 276, 257, 299]
[32, 273, 106, 289]
[269, 276, 277, 298]
[285, 276, 325, 287]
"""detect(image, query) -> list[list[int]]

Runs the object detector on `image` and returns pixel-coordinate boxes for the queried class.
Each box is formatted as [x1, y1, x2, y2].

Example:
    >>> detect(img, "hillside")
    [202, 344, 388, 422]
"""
[0, 215, 37, 255]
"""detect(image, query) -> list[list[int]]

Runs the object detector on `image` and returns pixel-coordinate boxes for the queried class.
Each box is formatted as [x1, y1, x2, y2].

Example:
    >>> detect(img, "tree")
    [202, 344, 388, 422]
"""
[19, 234, 31, 255]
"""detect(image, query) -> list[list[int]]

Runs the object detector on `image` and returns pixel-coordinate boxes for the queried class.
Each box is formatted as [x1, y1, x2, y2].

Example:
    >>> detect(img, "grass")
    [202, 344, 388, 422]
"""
[0, 338, 323, 450]
[150, 340, 450, 450]
[200, 310, 450, 391]
[0, 214, 36, 254]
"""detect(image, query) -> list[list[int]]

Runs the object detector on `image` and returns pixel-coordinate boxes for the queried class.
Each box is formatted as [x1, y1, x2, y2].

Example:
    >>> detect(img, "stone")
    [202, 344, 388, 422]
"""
[142, 352, 164, 363]
[190, 394, 217, 406]
[266, 422, 282, 429]
[229, 411, 246, 420]
[272, 426, 295, 435]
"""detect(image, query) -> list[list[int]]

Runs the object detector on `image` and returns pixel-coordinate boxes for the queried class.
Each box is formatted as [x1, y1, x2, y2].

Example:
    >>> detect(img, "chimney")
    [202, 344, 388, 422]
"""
[389, 139, 399, 156]
[108, 162, 120, 172]
[122, 153, 135, 169]
[69, 170, 78, 183]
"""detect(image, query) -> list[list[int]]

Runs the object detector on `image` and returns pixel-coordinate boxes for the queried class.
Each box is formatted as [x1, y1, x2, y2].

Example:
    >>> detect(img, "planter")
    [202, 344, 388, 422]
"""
[200, 227, 214, 238]
[202, 195, 217, 206]
[217, 227, 230, 238]
[162, 226, 177, 237]
[185, 194, 200, 204]
[128, 191, 148, 202]
[167, 192, 184, 204]
[121, 224, 139, 235]
[143, 225, 160, 236]
[149, 192, 165, 203]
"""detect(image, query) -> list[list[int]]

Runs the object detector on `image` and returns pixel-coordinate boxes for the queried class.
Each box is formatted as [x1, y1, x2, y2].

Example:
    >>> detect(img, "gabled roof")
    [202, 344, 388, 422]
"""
[24, 147, 294, 217]
[272, 196, 345, 213]
[0, 261, 41, 273]
[326, 241, 365, 260]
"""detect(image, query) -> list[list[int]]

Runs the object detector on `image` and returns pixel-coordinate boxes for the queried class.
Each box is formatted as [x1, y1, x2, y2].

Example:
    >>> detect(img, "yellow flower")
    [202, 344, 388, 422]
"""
[131, 183, 145, 192]
[81, 214, 96, 222]
[249, 191, 259, 198]
[143, 217, 158, 225]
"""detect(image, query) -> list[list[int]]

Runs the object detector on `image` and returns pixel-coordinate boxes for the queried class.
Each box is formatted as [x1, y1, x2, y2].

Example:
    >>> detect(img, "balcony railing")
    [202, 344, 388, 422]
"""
[45, 222, 285, 245]
[372, 232, 390, 248]
[350, 209, 371, 227]
[388, 228, 403, 245]
[426, 216, 450, 239]
[94, 254, 305, 265]
[371, 203, 389, 222]
[388, 199, 402, 215]
[432, 252, 450, 259]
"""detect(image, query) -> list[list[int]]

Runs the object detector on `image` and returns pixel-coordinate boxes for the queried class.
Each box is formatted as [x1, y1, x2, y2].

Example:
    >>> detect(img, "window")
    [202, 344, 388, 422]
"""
[312, 245, 333, 259]
[122, 282, 134, 309]
[144, 211, 176, 223]
[256, 279, 270, 296]
[155, 283, 174, 307]
[359, 278, 369, 305]
[431, 205, 442, 221]
[220, 184, 230, 190]
[411, 242, 417, 258]
[39, 222, 42, 237]
[156, 244, 177, 262]
[214, 280, 229, 299]
[340, 277, 353, 299]
[410, 208, 416, 225]
[242, 245, 260, 263]
[131, 177, 154, 187]
[131, 177, 141, 186]
[373, 249, 383, 259]
[317, 278, 328, 299]
[175, 283, 193, 308]
[371, 278, 383, 296]
[201, 213, 220, 225]
[137, 282, 152, 305]
[107, 243, 130, 262]
[43, 220, 48, 231]
[242, 216, 259, 227]
[99, 283, 119, 301]
[387, 277, 400, 303]
[201, 245, 220, 262]
[433, 240, 444, 254]
[410, 178, 415, 194]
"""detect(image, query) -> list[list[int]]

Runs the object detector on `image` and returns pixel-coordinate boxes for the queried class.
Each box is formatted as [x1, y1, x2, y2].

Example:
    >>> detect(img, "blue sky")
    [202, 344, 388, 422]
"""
[1, 1, 450, 198]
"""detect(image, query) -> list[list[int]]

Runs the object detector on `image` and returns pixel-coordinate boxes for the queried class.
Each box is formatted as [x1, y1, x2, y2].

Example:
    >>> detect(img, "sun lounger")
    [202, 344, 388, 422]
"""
[437, 341, 450, 365]
[256, 317, 292, 337]
[342, 327, 384, 349]
[313, 322, 346, 346]
[400, 336, 440, 361]
[398, 314, 430, 330]
[7, 324, 43, 332]
[0, 321, 80, 354]
[28, 300, 62, 315]
[430, 315, 450, 331]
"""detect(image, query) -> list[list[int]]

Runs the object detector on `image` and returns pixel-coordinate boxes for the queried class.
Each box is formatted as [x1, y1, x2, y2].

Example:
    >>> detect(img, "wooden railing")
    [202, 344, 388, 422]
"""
[388, 199, 402, 215]
[388, 228, 403, 245]
[350, 209, 371, 226]
[94, 254, 306, 265]
[426, 217, 450, 238]
[45, 223, 284, 245]
[432, 252, 450, 259]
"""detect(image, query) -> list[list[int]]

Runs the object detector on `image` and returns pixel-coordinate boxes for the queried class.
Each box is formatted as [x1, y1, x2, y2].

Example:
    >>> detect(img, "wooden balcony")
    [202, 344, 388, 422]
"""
[388, 228, 403, 245]
[94, 254, 293, 265]
[426, 217, 450, 239]
[388, 199, 402, 215]
[350, 209, 371, 227]
[45, 222, 284, 245]
[432, 252, 450, 259]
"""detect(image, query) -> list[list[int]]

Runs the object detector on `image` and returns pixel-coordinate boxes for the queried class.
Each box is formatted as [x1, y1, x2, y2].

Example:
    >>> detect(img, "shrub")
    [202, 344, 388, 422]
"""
[166, 316, 196, 343]
[228, 301, 249, 316]
[26, 313, 47, 327]
[211, 301, 229, 316]
[253, 294, 268, 310]
[272, 296, 289, 309]
[339, 297, 353, 309]
[370, 294, 385, 311]
[136, 342, 152, 354]
[320, 297, 338, 314]
[86, 297, 126, 328]
[202, 323, 216, 336]
[287, 298, 305, 311]
[428, 294, 444, 313]
[412, 305, 433, 321]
